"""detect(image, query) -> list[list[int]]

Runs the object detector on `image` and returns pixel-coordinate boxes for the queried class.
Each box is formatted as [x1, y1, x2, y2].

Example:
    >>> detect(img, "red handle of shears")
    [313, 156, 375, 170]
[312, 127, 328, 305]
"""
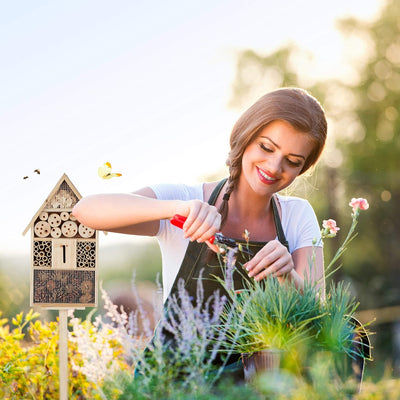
[170, 214, 216, 244]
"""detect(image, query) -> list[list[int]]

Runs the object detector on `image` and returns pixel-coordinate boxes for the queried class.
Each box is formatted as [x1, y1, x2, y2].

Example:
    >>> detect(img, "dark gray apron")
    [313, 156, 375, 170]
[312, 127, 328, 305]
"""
[140, 179, 289, 380]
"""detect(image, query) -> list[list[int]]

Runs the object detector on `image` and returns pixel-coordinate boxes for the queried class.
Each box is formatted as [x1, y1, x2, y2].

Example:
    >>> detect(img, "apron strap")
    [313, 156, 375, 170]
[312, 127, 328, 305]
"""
[208, 178, 227, 205]
[272, 195, 290, 252]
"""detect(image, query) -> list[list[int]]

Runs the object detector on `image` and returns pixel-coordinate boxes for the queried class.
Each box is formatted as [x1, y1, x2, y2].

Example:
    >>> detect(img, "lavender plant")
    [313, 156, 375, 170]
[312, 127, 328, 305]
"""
[131, 270, 241, 397]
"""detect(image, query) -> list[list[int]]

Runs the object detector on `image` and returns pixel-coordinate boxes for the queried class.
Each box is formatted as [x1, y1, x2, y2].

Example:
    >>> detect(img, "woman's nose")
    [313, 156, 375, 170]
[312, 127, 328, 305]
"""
[266, 155, 283, 175]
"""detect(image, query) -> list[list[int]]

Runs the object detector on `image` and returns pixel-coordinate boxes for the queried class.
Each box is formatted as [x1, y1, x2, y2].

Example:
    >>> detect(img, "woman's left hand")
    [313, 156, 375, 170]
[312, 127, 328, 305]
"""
[244, 240, 294, 281]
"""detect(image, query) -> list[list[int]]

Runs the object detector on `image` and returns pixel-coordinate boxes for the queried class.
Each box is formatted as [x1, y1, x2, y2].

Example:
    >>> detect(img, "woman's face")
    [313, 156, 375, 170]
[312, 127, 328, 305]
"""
[240, 119, 314, 197]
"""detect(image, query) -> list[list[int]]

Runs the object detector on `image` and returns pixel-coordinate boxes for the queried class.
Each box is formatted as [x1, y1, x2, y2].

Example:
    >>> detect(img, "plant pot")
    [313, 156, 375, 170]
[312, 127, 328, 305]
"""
[241, 349, 282, 382]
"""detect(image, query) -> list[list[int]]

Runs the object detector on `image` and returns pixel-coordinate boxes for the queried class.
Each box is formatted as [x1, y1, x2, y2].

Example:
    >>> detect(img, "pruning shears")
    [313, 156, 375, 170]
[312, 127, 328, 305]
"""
[170, 214, 254, 257]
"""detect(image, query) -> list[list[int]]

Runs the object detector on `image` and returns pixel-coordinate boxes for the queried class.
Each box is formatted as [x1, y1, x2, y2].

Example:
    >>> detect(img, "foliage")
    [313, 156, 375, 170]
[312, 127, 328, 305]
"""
[229, 44, 308, 109]
[218, 274, 364, 377]
[0, 285, 394, 399]
[219, 276, 319, 355]
[119, 377, 263, 400]
[0, 309, 108, 399]
[317, 281, 360, 357]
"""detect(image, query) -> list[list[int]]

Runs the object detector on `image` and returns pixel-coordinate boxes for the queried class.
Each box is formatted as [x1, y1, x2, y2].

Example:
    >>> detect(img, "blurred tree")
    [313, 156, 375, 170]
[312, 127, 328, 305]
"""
[332, 0, 400, 310]
[229, 44, 304, 108]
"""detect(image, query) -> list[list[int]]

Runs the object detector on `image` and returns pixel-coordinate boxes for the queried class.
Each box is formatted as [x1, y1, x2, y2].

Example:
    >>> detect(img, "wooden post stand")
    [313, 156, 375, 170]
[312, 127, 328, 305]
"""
[59, 309, 69, 400]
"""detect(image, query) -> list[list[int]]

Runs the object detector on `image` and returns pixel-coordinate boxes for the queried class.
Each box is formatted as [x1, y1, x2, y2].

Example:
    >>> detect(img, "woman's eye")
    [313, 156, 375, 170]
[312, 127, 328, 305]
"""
[287, 159, 302, 167]
[260, 143, 273, 152]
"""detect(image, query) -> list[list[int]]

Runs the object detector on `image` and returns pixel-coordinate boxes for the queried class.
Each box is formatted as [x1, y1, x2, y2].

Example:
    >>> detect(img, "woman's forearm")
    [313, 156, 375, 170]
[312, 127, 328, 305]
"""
[72, 192, 180, 231]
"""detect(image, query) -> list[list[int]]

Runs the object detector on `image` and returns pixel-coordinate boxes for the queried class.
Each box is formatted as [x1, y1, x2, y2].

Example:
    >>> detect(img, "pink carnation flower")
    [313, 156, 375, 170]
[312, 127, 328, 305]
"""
[349, 198, 369, 213]
[322, 219, 340, 237]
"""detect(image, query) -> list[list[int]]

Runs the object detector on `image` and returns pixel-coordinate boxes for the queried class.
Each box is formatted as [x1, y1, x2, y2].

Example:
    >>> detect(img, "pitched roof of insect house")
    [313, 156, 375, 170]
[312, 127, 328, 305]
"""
[23, 173, 81, 236]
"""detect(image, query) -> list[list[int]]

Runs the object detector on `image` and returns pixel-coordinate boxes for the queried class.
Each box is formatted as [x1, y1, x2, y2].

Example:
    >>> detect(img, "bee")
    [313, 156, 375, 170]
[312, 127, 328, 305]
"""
[23, 169, 40, 180]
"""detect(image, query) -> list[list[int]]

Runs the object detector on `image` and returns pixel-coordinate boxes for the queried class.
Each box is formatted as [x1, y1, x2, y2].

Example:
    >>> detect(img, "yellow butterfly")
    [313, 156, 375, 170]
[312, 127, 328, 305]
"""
[98, 162, 122, 179]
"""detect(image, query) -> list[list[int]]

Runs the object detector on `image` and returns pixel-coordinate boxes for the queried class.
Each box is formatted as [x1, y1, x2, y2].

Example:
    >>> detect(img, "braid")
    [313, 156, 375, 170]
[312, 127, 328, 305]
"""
[218, 162, 241, 229]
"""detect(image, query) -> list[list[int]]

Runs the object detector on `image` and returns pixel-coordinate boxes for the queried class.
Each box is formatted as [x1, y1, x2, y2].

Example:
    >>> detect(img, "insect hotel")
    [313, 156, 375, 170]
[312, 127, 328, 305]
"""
[23, 173, 98, 308]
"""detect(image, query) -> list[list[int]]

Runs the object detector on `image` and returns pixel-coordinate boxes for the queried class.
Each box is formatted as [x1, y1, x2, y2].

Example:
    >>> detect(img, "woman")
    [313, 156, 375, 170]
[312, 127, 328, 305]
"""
[72, 87, 327, 375]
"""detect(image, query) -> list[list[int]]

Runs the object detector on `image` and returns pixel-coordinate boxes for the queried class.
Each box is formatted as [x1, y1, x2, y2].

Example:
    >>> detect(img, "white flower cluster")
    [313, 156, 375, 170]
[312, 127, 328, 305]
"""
[68, 284, 157, 389]
[69, 312, 119, 384]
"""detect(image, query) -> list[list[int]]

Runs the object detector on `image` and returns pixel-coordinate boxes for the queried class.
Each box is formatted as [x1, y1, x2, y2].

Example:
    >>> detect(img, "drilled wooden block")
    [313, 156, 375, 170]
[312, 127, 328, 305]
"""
[32, 269, 96, 306]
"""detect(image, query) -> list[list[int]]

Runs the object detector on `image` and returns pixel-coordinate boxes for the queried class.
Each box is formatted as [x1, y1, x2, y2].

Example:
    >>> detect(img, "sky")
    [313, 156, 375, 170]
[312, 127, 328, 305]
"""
[0, 0, 385, 258]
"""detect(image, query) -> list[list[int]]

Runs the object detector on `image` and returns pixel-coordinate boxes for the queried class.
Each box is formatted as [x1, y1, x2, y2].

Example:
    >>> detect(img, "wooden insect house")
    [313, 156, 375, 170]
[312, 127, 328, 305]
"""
[23, 173, 98, 308]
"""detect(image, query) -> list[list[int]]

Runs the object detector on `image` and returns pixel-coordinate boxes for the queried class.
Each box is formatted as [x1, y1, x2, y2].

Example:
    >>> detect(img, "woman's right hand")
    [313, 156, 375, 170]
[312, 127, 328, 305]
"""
[174, 200, 221, 248]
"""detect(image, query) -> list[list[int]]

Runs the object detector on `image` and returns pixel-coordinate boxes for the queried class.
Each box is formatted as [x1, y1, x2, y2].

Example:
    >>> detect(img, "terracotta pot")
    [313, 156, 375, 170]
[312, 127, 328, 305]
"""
[241, 349, 282, 381]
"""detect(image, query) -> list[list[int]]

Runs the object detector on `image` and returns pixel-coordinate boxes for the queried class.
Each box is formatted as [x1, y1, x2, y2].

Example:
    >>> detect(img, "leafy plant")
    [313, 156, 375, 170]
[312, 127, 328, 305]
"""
[216, 198, 372, 378]
[219, 276, 321, 355]
[0, 309, 104, 399]
[0, 289, 143, 399]
[317, 281, 360, 356]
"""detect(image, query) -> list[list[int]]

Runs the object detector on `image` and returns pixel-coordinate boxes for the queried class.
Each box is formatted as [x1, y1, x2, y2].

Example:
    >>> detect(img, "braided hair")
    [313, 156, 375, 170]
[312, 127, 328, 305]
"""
[218, 87, 327, 228]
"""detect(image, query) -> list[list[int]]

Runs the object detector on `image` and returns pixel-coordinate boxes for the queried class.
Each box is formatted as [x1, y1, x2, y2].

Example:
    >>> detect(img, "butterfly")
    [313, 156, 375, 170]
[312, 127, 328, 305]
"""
[98, 162, 122, 179]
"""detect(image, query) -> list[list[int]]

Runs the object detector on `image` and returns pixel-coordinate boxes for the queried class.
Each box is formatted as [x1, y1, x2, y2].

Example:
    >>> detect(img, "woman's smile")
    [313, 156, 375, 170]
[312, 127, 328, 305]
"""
[256, 166, 278, 185]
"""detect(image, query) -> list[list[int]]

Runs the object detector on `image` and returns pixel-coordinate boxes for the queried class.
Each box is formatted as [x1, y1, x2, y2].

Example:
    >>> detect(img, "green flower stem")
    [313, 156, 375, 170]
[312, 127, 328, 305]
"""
[324, 213, 359, 280]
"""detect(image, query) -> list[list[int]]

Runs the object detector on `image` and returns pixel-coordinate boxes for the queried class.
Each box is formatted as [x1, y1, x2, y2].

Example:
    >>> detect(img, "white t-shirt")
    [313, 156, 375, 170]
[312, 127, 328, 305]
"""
[150, 182, 322, 302]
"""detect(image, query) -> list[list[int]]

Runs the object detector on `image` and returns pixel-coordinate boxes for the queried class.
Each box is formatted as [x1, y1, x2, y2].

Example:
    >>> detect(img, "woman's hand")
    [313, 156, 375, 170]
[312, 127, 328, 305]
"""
[174, 200, 221, 252]
[244, 240, 294, 281]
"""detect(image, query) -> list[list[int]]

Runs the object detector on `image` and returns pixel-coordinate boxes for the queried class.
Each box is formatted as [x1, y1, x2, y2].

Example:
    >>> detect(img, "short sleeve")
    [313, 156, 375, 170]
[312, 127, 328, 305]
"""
[277, 195, 322, 253]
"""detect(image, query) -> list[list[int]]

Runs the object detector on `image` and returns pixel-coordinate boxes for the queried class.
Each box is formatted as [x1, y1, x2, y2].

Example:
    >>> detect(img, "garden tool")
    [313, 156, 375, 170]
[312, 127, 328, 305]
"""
[170, 214, 254, 257]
